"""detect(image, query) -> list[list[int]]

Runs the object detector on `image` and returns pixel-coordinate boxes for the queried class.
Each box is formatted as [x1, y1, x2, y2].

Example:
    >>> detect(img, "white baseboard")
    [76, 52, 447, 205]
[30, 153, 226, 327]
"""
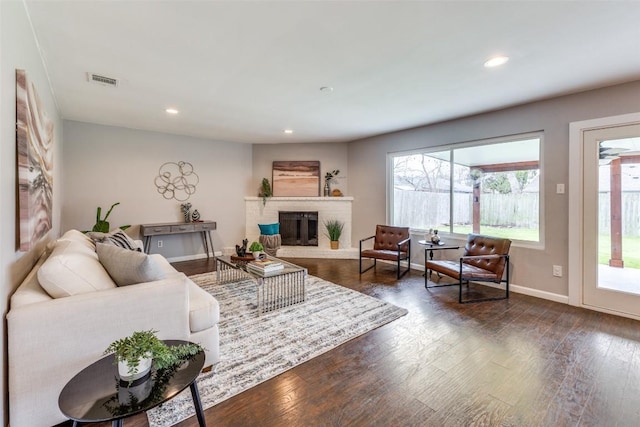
[509, 284, 569, 304]
[275, 247, 359, 259]
[165, 251, 222, 263]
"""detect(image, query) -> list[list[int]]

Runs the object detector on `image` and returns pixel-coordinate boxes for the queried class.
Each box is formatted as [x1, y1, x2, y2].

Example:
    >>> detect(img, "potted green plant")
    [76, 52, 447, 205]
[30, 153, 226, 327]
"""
[324, 219, 344, 249]
[86, 202, 131, 233]
[249, 241, 264, 259]
[259, 178, 273, 206]
[104, 330, 202, 381]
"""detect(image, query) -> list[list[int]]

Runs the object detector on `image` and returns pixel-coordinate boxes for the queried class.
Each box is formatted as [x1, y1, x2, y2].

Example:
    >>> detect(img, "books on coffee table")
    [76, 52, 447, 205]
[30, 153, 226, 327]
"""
[247, 259, 284, 274]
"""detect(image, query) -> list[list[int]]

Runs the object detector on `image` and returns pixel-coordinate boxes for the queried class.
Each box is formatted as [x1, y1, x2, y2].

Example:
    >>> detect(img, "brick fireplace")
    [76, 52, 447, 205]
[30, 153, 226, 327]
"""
[244, 197, 357, 259]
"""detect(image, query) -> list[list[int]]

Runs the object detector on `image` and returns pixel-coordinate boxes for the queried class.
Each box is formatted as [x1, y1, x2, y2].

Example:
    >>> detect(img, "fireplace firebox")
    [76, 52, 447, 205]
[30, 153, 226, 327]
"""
[279, 211, 318, 246]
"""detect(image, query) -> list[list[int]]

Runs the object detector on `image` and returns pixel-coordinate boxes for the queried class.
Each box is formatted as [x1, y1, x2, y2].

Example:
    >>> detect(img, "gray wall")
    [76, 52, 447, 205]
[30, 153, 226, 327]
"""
[348, 80, 640, 296]
[1, 2, 64, 424]
[63, 121, 253, 258]
[252, 142, 349, 196]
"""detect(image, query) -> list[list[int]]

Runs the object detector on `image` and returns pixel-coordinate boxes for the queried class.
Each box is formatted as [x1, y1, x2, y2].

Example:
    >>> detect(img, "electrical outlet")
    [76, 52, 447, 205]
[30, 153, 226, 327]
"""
[157, 240, 163, 248]
[553, 265, 562, 277]
[556, 183, 565, 194]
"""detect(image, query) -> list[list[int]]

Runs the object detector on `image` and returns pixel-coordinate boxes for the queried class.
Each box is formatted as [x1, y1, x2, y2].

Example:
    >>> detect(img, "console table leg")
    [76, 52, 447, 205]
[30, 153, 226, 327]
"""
[190, 381, 206, 426]
[201, 231, 209, 258]
[207, 230, 214, 258]
[144, 236, 151, 253]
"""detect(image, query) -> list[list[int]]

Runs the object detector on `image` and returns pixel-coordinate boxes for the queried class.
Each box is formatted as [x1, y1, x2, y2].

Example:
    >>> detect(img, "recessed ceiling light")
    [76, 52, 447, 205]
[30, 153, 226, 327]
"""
[166, 108, 179, 114]
[284, 129, 294, 134]
[484, 56, 509, 68]
[320, 86, 333, 93]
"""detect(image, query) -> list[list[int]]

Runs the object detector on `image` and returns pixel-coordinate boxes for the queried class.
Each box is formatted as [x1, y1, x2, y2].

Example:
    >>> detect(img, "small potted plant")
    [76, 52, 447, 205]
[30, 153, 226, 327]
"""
[104, 330, 202, 381]
[258, 178, 273, 206]
[324, 219, 344, 249]
[249, 241, 264, 259]
[85, 202, 130, 233]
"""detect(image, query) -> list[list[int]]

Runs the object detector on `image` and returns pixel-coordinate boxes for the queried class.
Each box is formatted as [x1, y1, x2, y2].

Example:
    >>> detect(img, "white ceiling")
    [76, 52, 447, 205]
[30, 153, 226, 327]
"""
[24, 1, 640, 144]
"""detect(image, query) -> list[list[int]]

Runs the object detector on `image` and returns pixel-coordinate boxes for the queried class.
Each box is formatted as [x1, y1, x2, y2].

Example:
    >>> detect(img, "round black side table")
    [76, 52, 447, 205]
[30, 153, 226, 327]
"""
[58, 340, 206, 427]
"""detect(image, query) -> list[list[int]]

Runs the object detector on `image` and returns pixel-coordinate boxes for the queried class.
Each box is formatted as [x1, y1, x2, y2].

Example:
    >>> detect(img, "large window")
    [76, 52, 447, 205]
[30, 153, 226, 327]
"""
[390, 134, 541, 243]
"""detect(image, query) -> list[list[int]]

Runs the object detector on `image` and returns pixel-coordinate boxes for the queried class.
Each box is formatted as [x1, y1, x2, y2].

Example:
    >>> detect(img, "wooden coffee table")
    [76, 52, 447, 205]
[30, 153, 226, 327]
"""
[58, 340, 206, 427]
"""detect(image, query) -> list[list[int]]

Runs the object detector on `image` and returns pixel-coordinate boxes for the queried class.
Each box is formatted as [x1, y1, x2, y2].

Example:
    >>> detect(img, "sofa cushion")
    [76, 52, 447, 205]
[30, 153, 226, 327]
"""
[187, 280, 219, 332]
[149, 254, 219, 333]
[58, 229, 96, 251]
[11, 250, 54, 307]
[37, 240, 116, 298]
[96, 243, 165, 286]
[88, 229, 141, 251]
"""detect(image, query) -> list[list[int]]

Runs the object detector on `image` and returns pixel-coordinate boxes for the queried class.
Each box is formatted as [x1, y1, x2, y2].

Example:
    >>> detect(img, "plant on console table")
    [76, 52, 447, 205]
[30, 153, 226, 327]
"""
[104, 330, 202, 382]
[324, 219, 344, 250]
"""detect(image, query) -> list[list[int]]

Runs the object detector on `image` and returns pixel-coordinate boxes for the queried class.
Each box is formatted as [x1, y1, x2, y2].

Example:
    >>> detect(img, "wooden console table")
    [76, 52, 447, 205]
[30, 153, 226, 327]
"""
[140, 221, 216, 258]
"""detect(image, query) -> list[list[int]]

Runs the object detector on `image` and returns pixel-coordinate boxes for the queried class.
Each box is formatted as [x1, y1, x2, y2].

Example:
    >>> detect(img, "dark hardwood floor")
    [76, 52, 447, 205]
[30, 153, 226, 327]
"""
[82, 258, 640, 426]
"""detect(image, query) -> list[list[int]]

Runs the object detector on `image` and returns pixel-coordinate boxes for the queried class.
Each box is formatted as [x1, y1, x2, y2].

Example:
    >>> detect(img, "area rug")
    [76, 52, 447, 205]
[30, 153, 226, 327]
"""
[147, 272, 408, 427]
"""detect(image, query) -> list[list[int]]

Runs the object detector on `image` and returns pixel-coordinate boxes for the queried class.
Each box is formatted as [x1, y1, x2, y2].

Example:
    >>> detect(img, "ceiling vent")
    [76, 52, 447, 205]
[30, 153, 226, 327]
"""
[87, 72, 119, 87]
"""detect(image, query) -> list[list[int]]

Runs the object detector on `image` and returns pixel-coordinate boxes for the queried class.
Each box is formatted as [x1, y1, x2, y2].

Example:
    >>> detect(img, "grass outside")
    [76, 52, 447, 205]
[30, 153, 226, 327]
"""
[598, 235, 640, 269]
[451, 226, 640, 268]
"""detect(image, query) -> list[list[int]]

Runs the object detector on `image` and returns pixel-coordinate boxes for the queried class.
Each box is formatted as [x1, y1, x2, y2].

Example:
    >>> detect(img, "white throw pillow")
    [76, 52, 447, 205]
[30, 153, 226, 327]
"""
[96, 243, 165, 286]
[58, 229, 96, 251]
[37, 240, 117, 298]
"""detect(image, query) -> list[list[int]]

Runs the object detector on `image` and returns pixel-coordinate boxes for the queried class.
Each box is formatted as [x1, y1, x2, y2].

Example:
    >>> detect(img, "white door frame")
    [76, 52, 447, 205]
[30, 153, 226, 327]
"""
[568, 112, 640, 318]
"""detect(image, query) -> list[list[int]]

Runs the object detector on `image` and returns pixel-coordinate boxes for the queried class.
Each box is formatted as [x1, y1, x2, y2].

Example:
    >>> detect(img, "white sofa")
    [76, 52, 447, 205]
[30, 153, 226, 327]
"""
[7, 229, 220, 427]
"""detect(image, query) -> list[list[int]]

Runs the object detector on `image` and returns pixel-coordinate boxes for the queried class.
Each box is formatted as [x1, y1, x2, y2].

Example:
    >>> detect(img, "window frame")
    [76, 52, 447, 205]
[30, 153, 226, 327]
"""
[387, 132, 545, 249]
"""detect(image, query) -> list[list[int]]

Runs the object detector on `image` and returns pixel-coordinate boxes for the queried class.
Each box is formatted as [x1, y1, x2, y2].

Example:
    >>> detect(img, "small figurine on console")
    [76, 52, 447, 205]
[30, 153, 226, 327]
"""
[235, 239, 249, 257]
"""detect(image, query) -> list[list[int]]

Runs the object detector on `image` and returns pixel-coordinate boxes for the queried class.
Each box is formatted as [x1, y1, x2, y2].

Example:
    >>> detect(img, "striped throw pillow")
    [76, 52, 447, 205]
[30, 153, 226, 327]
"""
[88, 230, 141, 252]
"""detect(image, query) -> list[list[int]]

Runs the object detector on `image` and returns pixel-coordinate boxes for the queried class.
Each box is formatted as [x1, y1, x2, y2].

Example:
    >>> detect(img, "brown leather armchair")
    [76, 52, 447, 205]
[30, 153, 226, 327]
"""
[426, 234, 511, 303]
[359, 225, 411, 279]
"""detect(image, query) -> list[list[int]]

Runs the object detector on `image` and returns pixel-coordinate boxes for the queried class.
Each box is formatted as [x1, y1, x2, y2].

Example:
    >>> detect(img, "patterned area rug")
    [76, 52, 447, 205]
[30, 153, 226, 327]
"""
[147, 272, 407, 426]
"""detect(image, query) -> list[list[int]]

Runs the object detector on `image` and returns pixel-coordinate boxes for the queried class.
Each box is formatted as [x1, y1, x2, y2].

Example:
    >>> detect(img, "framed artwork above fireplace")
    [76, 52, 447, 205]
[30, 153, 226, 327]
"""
[272, 161, 320, 196]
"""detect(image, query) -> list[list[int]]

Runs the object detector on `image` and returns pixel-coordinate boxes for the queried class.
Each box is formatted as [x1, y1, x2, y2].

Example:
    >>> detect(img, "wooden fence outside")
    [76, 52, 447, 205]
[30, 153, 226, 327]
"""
[395, 190, 640, 237]
[394, 190, 539, 230]
[599, 192, 640, 237]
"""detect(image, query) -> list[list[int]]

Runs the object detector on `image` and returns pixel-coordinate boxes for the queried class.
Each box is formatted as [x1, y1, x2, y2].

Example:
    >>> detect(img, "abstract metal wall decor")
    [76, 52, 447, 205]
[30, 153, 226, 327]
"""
[272, 161, 321, 196]
[155, 161, 199, 201]
[16, 69, 54, 251]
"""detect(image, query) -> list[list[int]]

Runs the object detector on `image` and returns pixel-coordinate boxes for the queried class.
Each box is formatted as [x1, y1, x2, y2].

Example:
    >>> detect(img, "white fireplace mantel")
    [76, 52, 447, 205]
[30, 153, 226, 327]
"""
[244, 196, 357, 259]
